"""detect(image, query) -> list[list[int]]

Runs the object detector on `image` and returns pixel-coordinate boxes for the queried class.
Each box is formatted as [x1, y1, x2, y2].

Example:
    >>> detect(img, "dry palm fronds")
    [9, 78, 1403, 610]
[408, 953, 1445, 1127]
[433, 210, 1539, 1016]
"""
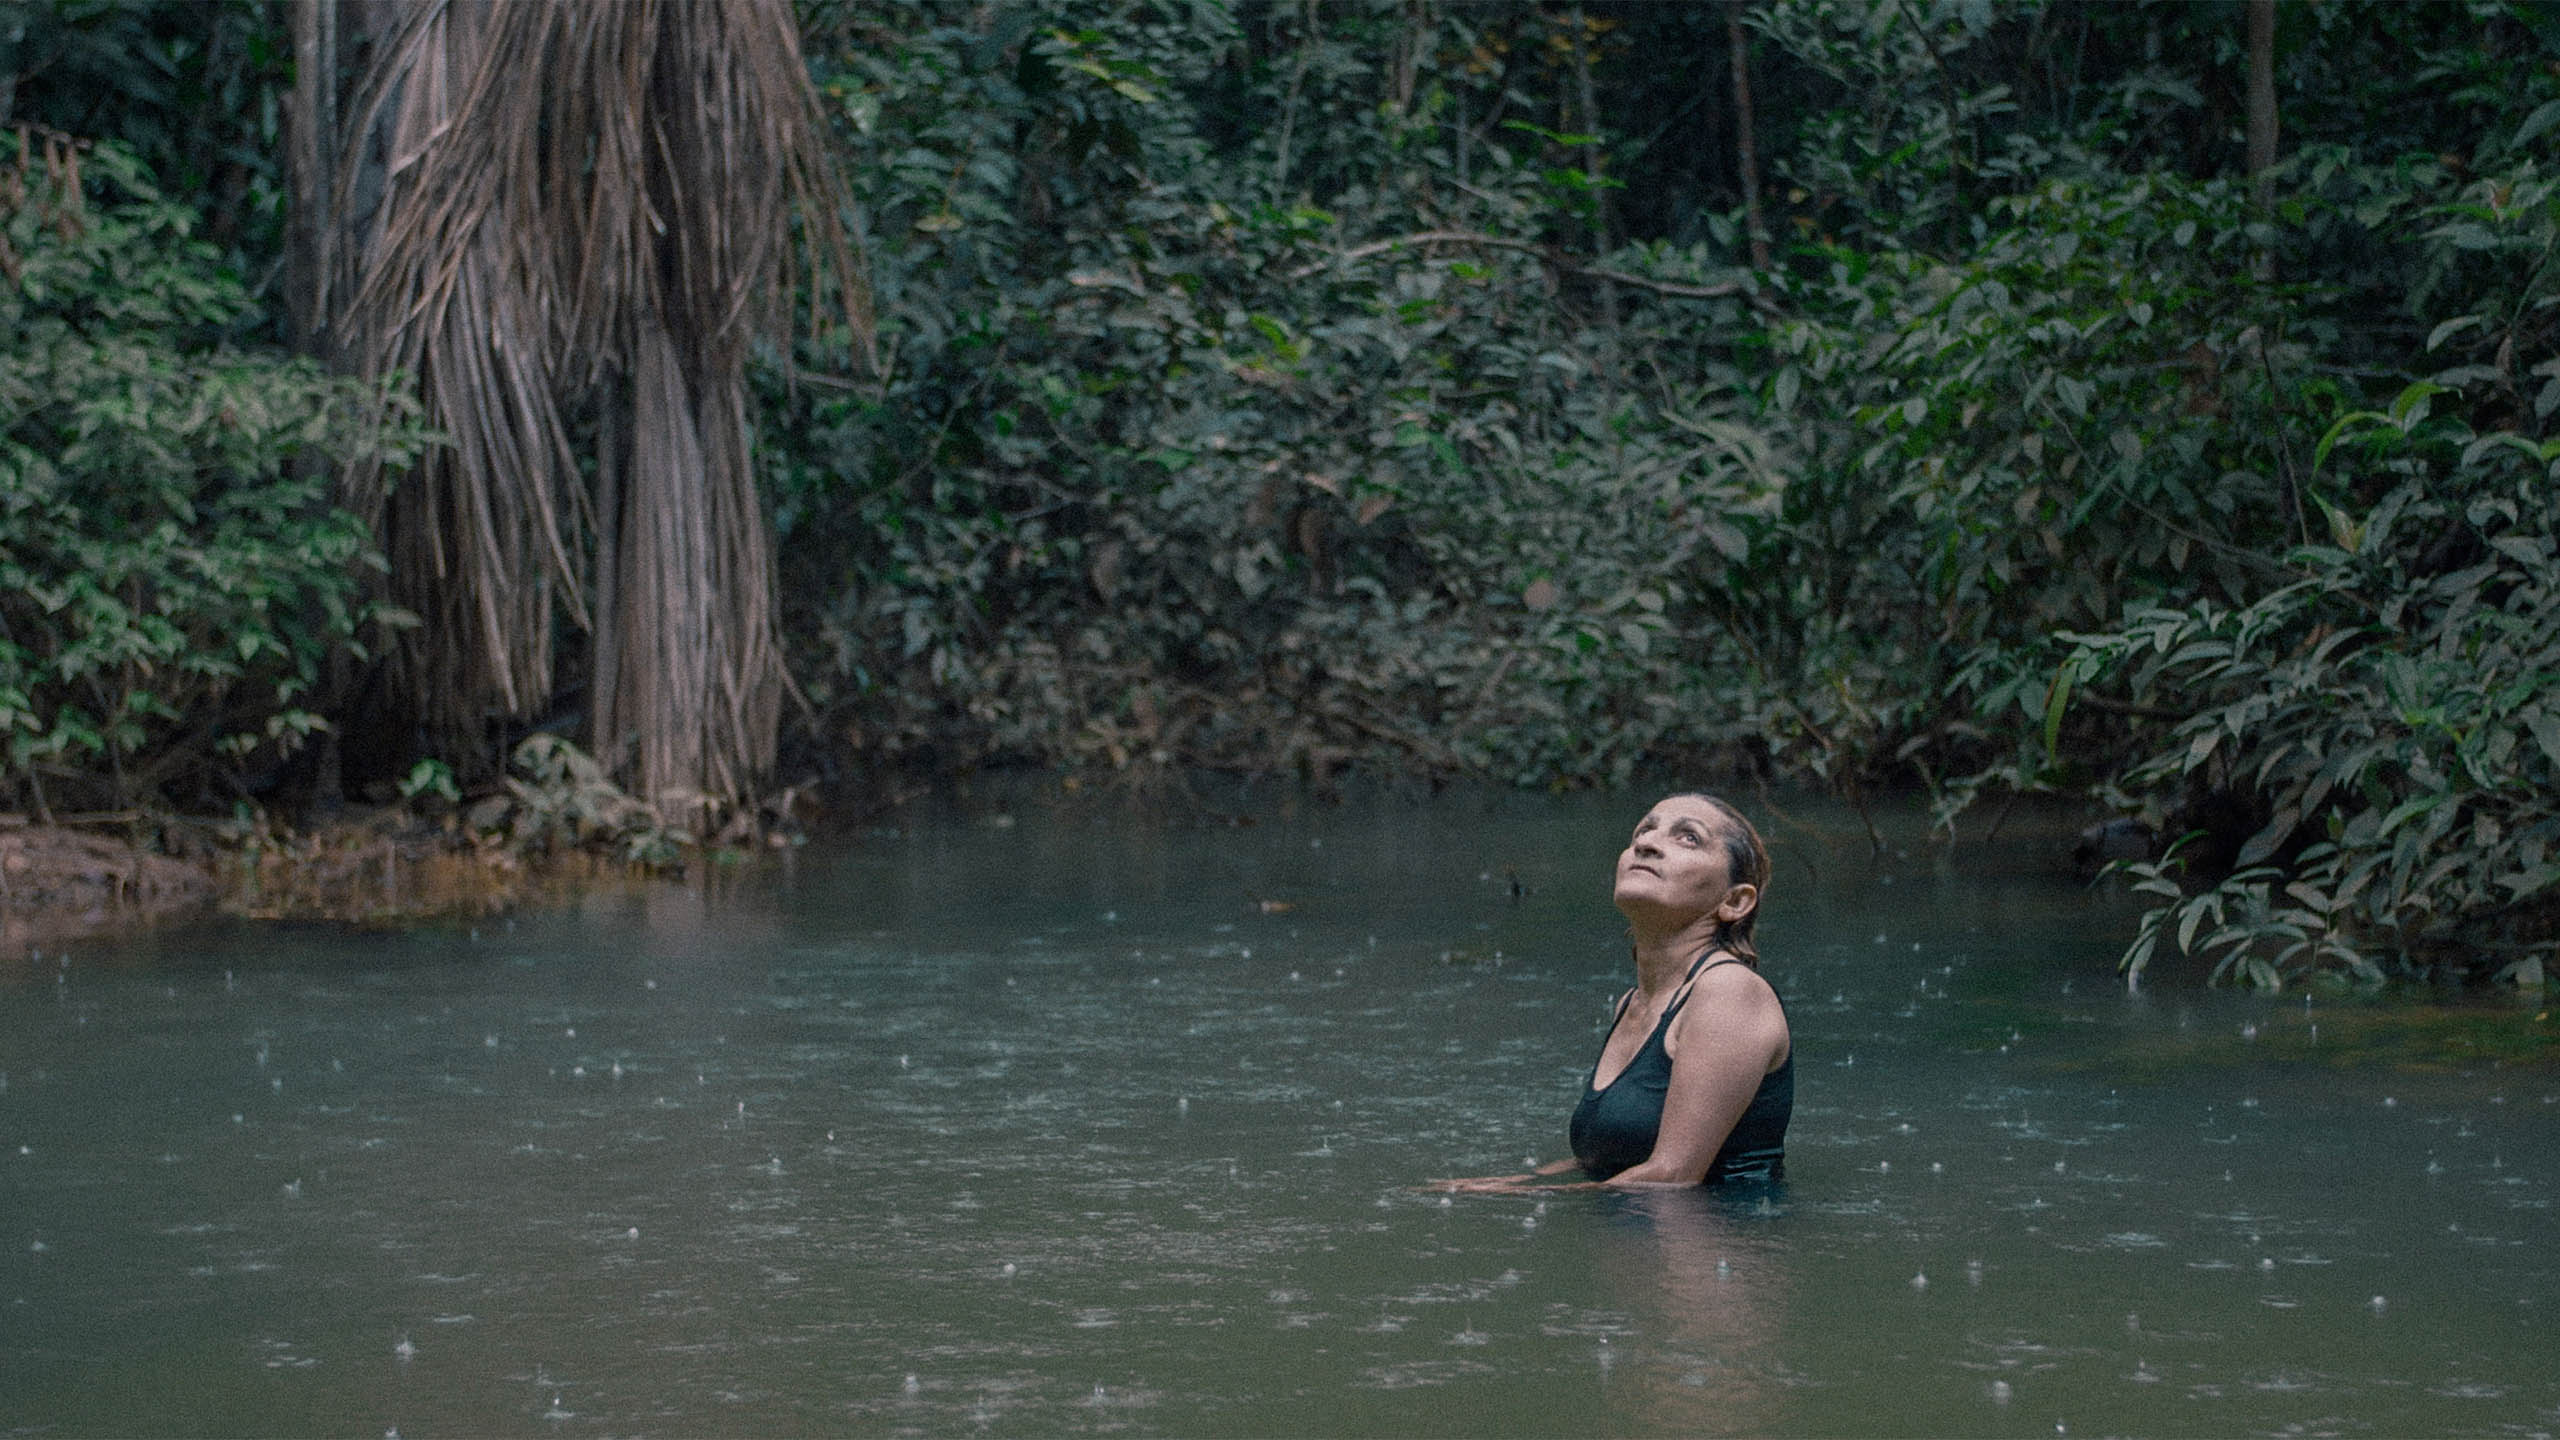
[327, 0, 870, 820]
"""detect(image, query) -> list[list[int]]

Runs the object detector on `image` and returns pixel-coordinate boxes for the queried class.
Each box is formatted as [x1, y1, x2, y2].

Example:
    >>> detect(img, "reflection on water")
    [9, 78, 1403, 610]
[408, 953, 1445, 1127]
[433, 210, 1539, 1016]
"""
[0, 781, 2553, 1437]
[1591, 1186, 1792, 1436]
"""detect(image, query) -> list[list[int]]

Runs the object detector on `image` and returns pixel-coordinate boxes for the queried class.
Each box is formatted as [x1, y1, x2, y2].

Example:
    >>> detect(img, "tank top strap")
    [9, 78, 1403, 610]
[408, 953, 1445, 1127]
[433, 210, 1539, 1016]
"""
[1664, 949, 1743, 1020]
[1682, 947, 1736, 984]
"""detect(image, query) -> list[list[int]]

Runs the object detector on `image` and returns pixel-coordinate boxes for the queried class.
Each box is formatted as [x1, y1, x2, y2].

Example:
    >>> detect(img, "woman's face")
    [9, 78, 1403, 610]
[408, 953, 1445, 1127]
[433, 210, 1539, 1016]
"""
[1613, 795, 1752, 925]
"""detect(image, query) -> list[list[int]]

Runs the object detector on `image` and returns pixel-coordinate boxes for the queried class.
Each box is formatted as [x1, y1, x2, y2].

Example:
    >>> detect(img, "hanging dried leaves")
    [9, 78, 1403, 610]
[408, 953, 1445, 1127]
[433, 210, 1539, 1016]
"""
[328, 0, 871, 820]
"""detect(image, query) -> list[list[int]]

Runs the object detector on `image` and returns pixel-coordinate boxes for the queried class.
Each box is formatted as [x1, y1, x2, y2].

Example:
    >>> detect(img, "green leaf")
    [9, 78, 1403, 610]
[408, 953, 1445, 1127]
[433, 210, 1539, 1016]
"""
[2311, 410, 2387, 473]
[2313, 493, 2364, 552]
[2426, 314, 2488, 351]
[2524, 710, 2560, 770]
[2510, 97, 2560, 153]
[2176, 900, 2209, 954]
[2386, 381, 2447, 431]
[2040, 663, 2072, 762]
[2234, 805, 2299, 868]
[2373, 793, 2443, 839]
[2185, 729, 2220, 769]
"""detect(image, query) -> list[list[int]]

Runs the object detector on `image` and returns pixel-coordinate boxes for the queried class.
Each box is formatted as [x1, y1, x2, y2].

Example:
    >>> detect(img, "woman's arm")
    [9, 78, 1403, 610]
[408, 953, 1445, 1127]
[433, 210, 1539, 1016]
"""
[1599, 964, 1787, 1189]
[1430, 1156, 1583, 1192]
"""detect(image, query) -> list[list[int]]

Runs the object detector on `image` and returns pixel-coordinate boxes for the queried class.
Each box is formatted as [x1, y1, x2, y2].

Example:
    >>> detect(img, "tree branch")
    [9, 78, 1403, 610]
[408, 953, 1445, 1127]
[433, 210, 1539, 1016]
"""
[1288, 229, 1774, 311]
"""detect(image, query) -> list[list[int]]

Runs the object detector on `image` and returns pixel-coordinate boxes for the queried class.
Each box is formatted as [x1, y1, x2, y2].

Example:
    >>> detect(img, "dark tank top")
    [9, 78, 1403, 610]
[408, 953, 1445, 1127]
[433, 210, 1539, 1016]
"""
[1568, 953, 1791, 1184]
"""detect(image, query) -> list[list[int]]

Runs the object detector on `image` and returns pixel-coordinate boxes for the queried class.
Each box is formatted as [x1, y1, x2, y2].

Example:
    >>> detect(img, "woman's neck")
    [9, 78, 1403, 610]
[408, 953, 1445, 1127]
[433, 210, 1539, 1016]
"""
[1628, 916, 1725, 996]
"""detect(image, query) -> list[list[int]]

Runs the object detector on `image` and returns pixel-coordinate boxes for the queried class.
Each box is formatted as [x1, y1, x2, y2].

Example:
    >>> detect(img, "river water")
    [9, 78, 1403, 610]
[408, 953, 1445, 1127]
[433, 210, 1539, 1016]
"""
[3, 784, 2553, 1436]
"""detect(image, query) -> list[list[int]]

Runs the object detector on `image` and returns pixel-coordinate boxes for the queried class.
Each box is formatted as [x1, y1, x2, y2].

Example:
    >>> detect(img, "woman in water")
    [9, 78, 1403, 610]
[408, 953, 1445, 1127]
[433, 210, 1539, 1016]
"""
[1439, 792, 1791, 1191]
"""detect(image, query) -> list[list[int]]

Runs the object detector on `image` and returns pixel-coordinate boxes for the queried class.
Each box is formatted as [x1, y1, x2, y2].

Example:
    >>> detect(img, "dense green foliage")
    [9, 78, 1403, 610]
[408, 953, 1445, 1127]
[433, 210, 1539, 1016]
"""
[9, 0, 2559, 986]
[761, 0, 2559, 987]
[753, 1, 2552, 984]
[2092, 371, 2560, 989]
[0, 1, 292, 281]
[768, 7, 1773, 786]
[0, 131, 422, 818]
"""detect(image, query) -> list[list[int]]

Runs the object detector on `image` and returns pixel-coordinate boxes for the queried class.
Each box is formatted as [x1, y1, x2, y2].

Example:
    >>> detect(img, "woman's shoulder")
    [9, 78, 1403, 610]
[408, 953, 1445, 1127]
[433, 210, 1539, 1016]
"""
[1685, 958, 1785, 1014]
[1665, 958, 1789, 1069]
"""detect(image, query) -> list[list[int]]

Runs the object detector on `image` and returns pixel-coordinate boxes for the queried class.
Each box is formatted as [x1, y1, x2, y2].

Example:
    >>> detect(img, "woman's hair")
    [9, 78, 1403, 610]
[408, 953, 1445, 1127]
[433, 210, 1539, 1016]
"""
[1679, 792, 1772, 966]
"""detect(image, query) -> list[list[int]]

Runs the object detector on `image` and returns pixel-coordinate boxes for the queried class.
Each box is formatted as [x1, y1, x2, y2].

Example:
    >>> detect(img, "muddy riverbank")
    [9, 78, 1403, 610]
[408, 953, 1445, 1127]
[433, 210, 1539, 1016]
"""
[0, 812, 668, 951]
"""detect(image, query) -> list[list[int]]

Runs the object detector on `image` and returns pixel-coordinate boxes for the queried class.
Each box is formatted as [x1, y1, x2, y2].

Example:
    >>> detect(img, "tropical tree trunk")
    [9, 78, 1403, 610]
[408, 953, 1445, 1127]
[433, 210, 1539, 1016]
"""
[1570, 4, 1616, 332]
[2245, 0, 2279, 195]
[1729, 2, 1769, 271]
[283, 0, 337, 357]
[304, 0, 869, 824]
[2245, 0, 2279, 278]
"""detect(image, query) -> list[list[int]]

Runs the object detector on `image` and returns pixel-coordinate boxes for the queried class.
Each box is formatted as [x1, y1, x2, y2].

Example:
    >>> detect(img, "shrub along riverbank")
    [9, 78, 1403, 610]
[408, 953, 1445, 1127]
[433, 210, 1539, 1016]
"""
[5, 2, 2557, 987]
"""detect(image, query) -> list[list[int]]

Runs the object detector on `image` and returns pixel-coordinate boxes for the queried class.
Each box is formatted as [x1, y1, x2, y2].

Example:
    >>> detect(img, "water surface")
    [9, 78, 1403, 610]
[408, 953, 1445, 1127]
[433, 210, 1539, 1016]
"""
[4, 784, 2553, 1436]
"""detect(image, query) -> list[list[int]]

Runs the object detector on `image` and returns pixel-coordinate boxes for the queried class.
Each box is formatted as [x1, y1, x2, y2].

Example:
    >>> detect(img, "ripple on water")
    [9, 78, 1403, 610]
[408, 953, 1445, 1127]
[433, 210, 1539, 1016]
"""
[2242, 1370, 2328, 1393]
[1356, 1358, 1499, 1391]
